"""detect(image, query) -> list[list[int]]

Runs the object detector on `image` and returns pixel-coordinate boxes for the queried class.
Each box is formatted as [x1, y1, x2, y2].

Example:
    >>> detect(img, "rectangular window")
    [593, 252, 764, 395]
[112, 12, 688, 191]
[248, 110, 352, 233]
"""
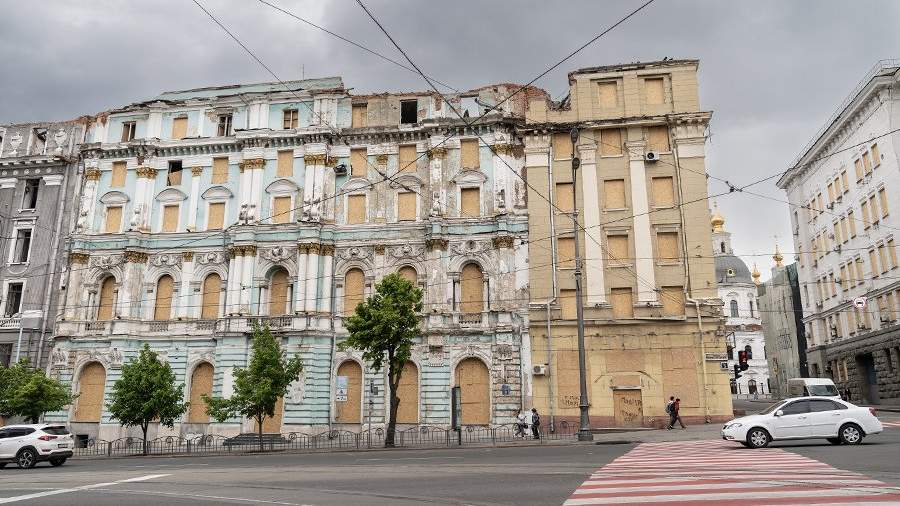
[399, 144, 417, 172]
[889, 239, 898, 269]
[607, 234, 629, 264]
[829, 273, 837, 296]
[855, 257, 865, 285]
[121, 121, 136, 142]
[660, 285, 685, 316]
[840, 264, 849, 291]
[848, 210, 857, 237]
[212, 157, 228, 184]
[272, 196, 291, 224]
[833, 222, 841, 245]
[21, 179, 39, 209]
[347, 194, 366, 224]
[862, 151, 872, 174]
[879, 188, 889, 218]
[162, 205, 179, 232]
[604, 179, 626, 209]
[217, 114, 233, 137]
[460, 139, 480, 169]
[555, 182, 574, 213]
[167, 160, 183, 186]
[397, 191, 417, 221]
[855, 159, 864, 182]
[351, 104, 368, 128]
[879, 244, 889, 274]
[4, 282, 23, 318]
[871, 143, 880, 167]
[105, 206, 122, 234]
[651, 176, 675, 207]
[870, 195, 880, 224]
[277, 150, 294, 178]
[861, 200, 871, 228]
[12, 229, 31, 263]
[557, 237, 576, 269]
[552, 132, 572, 159]
[645, 77, 665, 105]
[840, 170, 849, 192]
[460, 187, 480, 217]
[598, 81, 618, 108]
[207, 202, 225, 230]
[351, 149, 367, 178]
[282, 109, 299, 129]
[610, 287, 634, 318]
[560, 289, 577, 319]
[111, 162, 127, 187]
[0, 343, 11, 367]
[647, 126, 670, 152]
[840, 217, 848, 244]
[827, 182, 835, 203]
[833, 176, 842, 196]
[171, 116, 188, 140]
[400, 99, 418, 124]
[600, 128, 622, 156]
[656, 231, 679, 262]
[870, 249, 880, 277]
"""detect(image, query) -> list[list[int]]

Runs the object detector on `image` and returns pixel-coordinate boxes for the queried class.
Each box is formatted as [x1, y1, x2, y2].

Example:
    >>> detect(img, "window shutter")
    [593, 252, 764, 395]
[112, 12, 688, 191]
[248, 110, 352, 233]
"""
[277, 150, 294, 178]
[272, 196, 292, 224]
[347, 194, 366, 224]
[207, 202, 225, 230]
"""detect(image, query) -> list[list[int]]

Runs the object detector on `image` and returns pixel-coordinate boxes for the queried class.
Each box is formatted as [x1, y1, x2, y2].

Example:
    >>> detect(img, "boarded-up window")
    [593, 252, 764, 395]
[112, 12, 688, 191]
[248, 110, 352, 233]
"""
[282, 109, 299, 129]
[879, 244, 889, 274]
[335, 361, 362, 423]
[272, 196, 291, 224]
[257, 397, 283, 434]
[269, 269, 290, 316]
[396, 361, 419, 423]
[598, 81, 618, 108]
[556, 182, 574, 213]
[645, 78, 665, 105]
[277, 150, 293, 178]
[879, 188, 889, 217]
[460, 187, 480, 217]
[461, 139, 480, 169]
[870, 195, 880, 224]
[171, 117, 188, 140]
[104, 206, 122, 234]
[888, 239, 898, 269]
[600, 128, 622, 156]
[455, 358, 490, 425]
[111, 162, 126, 187]
[397, 191, 417, 221]
[98, 277, 116, 321]
[871, 143, 880, 166]
[552, 132, 572, 159]
[162, 205, 179, 233]
[660, 285, 685, 316]
[657, 231, 679, 262]
[861, 200, 871, 228]
[557, 237, 576, 269]
[460, 263, 484, 314]
[855, 159, 864, 181]
[207, 202, 225, 230]
[607, 235, 628, 264]
[647, 126, 670, 152]
[212, 157, 228, 184]
[347, 194, 366, 224]
[610, 287, 634, 318]
[604, 179, 626, 209]
[187, 363, 214, 423]
[560, 289, 577, 319]
[398, 266, 417, 284]
[74, 362, 106, 423]
[351, 104, 368, 128]
[201, 273, 221, 319]
[863, 152, 872, 174]
[154, 275, 174, 321]
[827, 182, 835, 203]
[870, 249, 880, 277]
[350, 149, 367, 178]
[848, 210, 857, 237]
[344, 268, 365, 316]
[399, 144, 417, 172]
[651, 176, 675, 207]
[841, 171, 849, 192]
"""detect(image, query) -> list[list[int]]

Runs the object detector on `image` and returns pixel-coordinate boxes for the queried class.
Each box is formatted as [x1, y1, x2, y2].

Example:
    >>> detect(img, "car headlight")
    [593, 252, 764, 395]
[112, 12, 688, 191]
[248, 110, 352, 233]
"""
[724, 423, 743, 429]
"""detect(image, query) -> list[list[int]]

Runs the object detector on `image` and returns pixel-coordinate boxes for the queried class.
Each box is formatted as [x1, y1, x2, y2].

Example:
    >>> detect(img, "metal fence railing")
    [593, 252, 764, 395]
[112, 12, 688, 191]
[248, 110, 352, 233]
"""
[72, 422, 578, 458]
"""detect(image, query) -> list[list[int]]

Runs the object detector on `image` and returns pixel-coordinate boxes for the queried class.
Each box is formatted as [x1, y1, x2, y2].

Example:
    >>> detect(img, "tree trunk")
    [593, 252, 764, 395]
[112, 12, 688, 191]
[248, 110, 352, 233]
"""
[142, 423, 149, 456]
[385, 359, 402, 448]
[257, 414, 264, 452]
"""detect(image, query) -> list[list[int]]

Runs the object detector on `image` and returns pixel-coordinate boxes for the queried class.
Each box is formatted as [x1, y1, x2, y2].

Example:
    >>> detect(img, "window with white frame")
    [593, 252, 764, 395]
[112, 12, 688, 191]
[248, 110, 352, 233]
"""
[9, 228, 32, 264]
[22, 179, 39, 209]
[264, 179, 300, 224]
[217, 114, 233, 137]
[3, 281, 24, 317]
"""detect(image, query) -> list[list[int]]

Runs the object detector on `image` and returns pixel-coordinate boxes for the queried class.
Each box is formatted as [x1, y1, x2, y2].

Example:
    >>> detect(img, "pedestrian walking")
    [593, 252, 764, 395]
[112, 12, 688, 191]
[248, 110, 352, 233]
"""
[515, 410, 528, 438]
[665, 396, 676, 430]
[530, 408, 541, 439]
[671, 398, 686, 429]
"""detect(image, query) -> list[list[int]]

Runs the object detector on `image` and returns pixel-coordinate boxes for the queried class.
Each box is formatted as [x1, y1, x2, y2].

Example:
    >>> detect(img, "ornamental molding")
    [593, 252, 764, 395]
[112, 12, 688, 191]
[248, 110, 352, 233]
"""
[425, 238, 448, 251]
[182, 251, 194, 261]
[428, 147, 448, 159]
[492, 235, 515, 249]
[90, 254, 123, 269]
[99, 190, 130, 205]
[373, 244, 386, 255]
[261, 245, 292, 263]
[191, 166, 204, 176]
[195, 251, 225, 265]
[304, 153, 327, 165]
[150, 252, 182, 268]
[321, 244, 335, 256]
[338, 246, 370, 261]
[69, 252, 90, 265]
[389, 244, 425, 260]
[229, 245, 258, 257]
[187, 348, 215, 367]
[492, 143, 523, 157]
[124, 250, 149, 264]
[201, 185, 233, 200]
[84, 168, 101, 181]
[135, 166, 158, 179]
[375, 154, 389, 165]
[155, 187, 188, 203]
[265, 178, 300, 195]
[306, 243, 321, 255]
[451, 168, 487, 185]
[451, 239, 489, 256]
[50, 347, 69, 368]
[238, 158, 266, 172]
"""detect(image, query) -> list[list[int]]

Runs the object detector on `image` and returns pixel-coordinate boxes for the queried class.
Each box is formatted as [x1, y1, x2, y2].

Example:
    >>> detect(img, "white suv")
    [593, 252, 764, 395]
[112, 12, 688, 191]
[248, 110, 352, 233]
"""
[0, 424, 74, 469]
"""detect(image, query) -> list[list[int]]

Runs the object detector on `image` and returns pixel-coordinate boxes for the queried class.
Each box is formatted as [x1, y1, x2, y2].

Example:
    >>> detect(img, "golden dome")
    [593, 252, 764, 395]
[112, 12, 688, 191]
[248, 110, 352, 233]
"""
[711, 203, 725, 233]
[752, 263, 761, 285]
[773, 244, 784, 267]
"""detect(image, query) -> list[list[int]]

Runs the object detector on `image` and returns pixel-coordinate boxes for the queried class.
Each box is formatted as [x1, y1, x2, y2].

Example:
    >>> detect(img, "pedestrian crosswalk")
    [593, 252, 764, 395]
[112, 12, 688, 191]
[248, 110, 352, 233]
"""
[565, 440, 900, 505]
[881, 420, 900, 429]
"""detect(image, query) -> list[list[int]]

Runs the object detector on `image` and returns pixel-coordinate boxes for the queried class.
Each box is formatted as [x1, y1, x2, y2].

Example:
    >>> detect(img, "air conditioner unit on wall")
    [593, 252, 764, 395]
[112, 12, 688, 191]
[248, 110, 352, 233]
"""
[645, 151, 659, 162]
[533, 364, 548, 376]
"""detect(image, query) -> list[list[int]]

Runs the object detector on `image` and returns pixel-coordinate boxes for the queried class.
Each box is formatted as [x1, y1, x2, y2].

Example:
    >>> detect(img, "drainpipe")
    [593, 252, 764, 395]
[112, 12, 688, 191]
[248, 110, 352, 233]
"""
[545, 298, 556, 431]
[687, 297, 711, 423]
[327, 253, 337, 434]
[545, 138, 559, 430]
[547, 143, 558, 298]
[667, 119, 692, 294]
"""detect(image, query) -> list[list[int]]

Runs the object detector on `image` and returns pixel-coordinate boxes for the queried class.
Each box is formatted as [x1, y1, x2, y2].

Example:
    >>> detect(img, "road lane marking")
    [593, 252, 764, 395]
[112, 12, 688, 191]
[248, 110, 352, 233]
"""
[0, 474, 170, 504]
[355, 456, 463, 462]
[93, 489, 313, 505]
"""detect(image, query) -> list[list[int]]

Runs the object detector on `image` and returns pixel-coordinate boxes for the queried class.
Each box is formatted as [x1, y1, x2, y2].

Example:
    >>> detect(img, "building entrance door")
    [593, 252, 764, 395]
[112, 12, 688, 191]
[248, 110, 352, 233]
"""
[613, 389, 643, 427]
[858, 353, 880, 405]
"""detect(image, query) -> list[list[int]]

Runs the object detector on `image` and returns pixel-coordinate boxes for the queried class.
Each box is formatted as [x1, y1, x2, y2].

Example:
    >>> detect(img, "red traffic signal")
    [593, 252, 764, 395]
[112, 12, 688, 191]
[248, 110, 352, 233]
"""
[738, 350, 749, 371]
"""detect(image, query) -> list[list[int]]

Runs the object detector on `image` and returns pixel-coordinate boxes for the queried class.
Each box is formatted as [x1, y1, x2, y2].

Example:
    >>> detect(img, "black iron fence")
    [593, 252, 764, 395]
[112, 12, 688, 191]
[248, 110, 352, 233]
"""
[72, 422, 578, 458]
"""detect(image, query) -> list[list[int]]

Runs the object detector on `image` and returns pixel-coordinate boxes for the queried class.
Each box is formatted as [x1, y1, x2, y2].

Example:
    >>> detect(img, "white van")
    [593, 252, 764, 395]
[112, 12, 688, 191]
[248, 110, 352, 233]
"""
[787, 378, 840, 398]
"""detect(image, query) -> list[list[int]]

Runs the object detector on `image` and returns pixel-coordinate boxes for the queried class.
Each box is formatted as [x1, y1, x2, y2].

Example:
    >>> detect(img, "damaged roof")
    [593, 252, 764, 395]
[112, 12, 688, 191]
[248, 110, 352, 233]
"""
[570, 58, 699, 77]
[150, 76, 345, 102]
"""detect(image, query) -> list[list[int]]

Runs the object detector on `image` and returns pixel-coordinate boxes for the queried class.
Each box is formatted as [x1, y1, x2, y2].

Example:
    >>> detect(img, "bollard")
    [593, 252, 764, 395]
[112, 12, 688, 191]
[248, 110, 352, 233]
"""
[107, 441, 112, 456]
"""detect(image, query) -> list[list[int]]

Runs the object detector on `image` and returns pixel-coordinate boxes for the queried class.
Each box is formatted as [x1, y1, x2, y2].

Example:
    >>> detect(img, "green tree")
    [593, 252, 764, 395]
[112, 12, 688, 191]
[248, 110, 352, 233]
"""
[340, 272, 422, 447]
[107, 344, 188, 455]
[0, 360, 75, 423]
[203, 324, 302, 451]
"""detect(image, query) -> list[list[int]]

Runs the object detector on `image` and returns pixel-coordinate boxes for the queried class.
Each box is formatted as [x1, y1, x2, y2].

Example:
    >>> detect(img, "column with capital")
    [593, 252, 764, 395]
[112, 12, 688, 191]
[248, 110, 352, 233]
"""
[303, 151, 326, 222]
[295, 244, 308, 315]
[304, 244, 320, 313]
[428, 144, 447, 216]
[226, 247, 243, 315]
[240, 246, 257, 313]
[120, 250, 148, 318]
[625, 132, 657, 303]
[180, 251, 195, 318]
[78, 167, 101, 232]
[578, 140, 606, 305]
[320, 245, 335, 323]
[66, 253, 90, 319]
[135, 166, 158, 231]
[188, 165, 203, 230]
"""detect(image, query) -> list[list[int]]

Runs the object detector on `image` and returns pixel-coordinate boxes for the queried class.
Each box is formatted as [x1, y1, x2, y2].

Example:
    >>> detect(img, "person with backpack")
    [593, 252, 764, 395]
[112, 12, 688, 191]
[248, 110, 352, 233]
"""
[530, 408, 541, 439]
[670, 398, 686, 429]
[515, 410, 528, 438]
[665, 396, 676, 430]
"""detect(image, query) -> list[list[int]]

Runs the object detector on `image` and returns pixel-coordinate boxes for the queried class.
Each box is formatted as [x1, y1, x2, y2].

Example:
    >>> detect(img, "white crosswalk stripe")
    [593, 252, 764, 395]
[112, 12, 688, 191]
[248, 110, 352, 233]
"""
[881, 421, 900, 429]
[565, 440, 900, 505]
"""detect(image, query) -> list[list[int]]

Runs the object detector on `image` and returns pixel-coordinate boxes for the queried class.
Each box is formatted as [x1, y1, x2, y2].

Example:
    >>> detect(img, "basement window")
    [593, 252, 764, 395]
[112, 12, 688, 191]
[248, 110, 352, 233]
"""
[167, 160, 183, 186]
[217, 114, 233, 136]
[22, 179, 39, 210]
[400, 100, 418, 124]
[121, 121, 136, 142]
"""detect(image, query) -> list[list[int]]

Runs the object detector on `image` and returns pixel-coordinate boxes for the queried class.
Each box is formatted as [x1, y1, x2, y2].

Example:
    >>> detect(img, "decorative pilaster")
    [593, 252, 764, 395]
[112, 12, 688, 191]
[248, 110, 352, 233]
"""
[180, 252, 195, 319]
[320, 245, 335, 320]
[304, 244, 320, 313]
[302, 150, 328, 222]
[625, 138, 657, 302]
[79, 166, 102, 233]
[295, 244, 309, 315]
[578, 141, 606, 305]
[429, 144, 447, 216]
[239, 245, 257, 313]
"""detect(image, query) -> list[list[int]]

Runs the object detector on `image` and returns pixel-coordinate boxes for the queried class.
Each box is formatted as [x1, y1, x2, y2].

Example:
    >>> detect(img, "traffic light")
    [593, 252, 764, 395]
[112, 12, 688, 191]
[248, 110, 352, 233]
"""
[738, 350, 749, 371]
[733, 364, 742, 381]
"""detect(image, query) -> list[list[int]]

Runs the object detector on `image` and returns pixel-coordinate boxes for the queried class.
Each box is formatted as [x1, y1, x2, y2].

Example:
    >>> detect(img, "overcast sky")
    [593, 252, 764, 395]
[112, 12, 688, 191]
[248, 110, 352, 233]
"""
[2, 0, 898, 279]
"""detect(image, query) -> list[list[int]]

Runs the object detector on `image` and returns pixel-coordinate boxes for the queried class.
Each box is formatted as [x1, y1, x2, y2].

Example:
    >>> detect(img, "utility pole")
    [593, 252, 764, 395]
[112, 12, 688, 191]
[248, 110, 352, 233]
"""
[570, 127, 593, 442]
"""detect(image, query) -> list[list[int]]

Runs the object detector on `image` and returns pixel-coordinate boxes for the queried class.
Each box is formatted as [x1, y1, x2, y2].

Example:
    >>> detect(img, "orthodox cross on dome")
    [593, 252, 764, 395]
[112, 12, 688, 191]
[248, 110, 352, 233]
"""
[711, 201, 725, 233]
[752, 262, 761, 285]
[773, 235, 784, 268]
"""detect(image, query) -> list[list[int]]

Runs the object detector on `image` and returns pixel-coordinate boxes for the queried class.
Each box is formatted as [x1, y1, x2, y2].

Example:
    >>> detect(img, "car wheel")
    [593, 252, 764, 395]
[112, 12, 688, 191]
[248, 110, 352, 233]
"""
[16, 449, 37, 469]
[839, 423, 864, 445]
[49, 458, 67, 467]
[747, 428, 771, 448]
[827, 437, 842, 445]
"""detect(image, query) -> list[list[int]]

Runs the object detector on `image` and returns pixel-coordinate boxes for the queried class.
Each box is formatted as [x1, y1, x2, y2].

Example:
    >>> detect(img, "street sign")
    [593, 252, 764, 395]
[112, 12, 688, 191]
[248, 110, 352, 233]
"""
[720, 361, 729, 370]
[501, 383, 511, 396]
[335, 375, 348, 402]
[705, 352, 728, 361]
[853, 296, 868, 309]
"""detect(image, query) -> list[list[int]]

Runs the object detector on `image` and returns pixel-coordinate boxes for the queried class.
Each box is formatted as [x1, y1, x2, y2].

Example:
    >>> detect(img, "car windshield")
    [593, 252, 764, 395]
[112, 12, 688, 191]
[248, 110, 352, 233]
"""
[758, 401, 786, 415]
[42, 426, 70, 435]
[807, 385, 839, 396]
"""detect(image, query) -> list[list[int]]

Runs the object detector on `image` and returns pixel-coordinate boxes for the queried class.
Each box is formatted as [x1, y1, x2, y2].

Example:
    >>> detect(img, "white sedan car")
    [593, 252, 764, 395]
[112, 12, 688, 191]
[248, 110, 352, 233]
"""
[722, 396, 883, 448]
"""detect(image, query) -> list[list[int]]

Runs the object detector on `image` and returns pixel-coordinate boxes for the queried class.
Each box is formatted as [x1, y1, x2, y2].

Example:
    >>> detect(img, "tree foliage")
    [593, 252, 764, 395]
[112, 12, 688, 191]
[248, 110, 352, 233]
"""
[107, 344, 187, 455]
[203, 324, 302, 450]
[0, 360, 74, 423]
[340, 272, 422, 447]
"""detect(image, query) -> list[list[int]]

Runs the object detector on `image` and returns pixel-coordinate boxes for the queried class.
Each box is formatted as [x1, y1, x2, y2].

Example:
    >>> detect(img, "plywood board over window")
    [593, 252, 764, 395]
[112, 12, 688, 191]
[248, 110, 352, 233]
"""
[272, 196, 291, 224]
[207, 202, 225, 230]
[610, 287, 634, 318]
[603, 179, 626, 209]
[651, 176, 675, 207]
[350, 149, 367, 178]
[277, 150, 294, 178]
[552, 132, 573, 159]
[560, 289, 577, 319]
[97, 277, 116, 321]
[399, 144, 417, 172]
[105, 206, 123, 234]
[656, 231, 679, 262]
[347, 194, 366, 224]
[351, 104, 368, 128]
[645, 78, 665, 105]
[269, 269, 290, 316]
[396, 361, 419, 424]
[111, 162, 127, 187]
[200, 273, 222, 319]
[344, 269, 365, 316]
[460, 187, 480, 217]
[598, 81, 618, 108]
[212, 157, 229, 184]
[172, 117, 188, 140]
[556, 182, 574, 213]
[660, 286, 685, 316]
[460, 263, 484, 314]
[162, 205, 179, 232]
[461, 139, 480, 169]
[607, 234, 629, 264]
[647, 126, 670, 152]
[187, 363, 214, 423]
[154, 275, 174, 321]
[74, 362, 106, 423]
[600, 128, 622, 156]
[335, 361, 362, 423]
[557, 237, 576, 269]
[455, 358, 490, 425]
[397, 191, 417, 221]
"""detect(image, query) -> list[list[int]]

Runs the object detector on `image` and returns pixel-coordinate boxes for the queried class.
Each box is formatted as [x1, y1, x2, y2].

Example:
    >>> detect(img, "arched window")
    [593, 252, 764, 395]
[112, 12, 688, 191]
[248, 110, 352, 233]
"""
[269, 268, 290, 316]
[398, 266, 417, 285]
[201, 273, 222, 319]
[455, 358, 490, 425]
[154, 275, 174, 320]
[460, 263, 484, 314]
[396, 361, 419, 424]
[335, 360, 362, 423]
[720, 242, 726, 253]
[729, 299, 739, 317]
[749, 300, 755, 317]
[74, 362, 106, 422]
[344, 268, 365, 316]
[97, 276, 116, 321]
[748, 379, 758, 395]
[187, 362, 214, 423]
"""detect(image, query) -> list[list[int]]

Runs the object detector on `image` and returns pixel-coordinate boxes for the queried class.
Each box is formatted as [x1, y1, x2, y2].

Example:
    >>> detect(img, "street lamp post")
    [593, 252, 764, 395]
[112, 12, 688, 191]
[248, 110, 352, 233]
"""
[570, 127, 593, 442]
